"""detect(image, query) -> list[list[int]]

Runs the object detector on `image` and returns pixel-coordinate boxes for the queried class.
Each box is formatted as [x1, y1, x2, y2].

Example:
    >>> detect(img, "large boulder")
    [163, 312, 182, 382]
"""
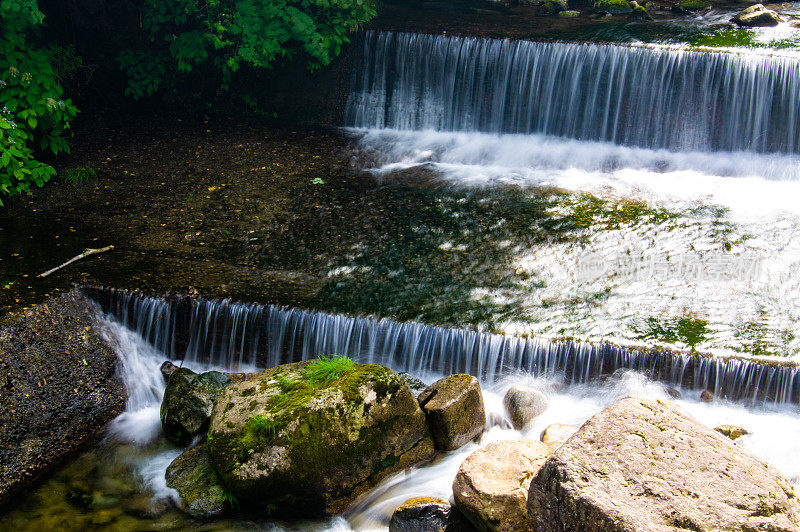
[454, 440, 552, 532]
[161, 368, 232, 445]
[0, 291, 125, 504]
[207, 359, 434, 516]
[528, 397, 800, 531]
[418, 374, 486, 451]
[389, 496, 472, 532]
[165, 443, 227, 518]
[732, 4, 781, 27]
[503, 386, 548, 430]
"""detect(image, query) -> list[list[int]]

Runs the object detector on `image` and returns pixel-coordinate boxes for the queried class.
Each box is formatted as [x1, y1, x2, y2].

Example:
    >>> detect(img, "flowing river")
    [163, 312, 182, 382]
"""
[4, 28, 800, 531]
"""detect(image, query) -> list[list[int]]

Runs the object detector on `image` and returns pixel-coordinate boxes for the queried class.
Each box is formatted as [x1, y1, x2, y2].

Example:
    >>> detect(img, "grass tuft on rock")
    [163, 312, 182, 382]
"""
[305, 355, 355, 385]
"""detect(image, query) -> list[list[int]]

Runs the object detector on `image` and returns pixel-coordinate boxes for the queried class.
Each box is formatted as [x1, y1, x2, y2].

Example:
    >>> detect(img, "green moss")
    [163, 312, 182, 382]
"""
[568, 194, 674, 230]
[241, 415, 279, 448]
[594, 0, 633, 14]
[633, 314, 708, 351]
[677, 0, 709, 11]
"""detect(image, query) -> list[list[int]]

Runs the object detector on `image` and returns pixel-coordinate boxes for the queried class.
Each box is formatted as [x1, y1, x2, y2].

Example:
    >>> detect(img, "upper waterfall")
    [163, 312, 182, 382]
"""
[345, 31, 800, 154]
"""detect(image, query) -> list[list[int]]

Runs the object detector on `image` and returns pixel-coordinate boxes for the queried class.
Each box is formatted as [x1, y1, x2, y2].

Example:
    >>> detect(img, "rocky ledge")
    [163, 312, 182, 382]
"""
[0, 290, 125, 505]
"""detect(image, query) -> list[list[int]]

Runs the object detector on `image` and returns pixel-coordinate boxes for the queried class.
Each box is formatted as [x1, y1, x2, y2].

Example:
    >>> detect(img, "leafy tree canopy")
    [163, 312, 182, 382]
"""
[0, 0, 378, 201]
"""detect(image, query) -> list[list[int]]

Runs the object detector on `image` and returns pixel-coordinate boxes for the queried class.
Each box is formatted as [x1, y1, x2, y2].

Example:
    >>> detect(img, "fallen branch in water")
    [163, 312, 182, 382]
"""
[38, 245, 115, 278]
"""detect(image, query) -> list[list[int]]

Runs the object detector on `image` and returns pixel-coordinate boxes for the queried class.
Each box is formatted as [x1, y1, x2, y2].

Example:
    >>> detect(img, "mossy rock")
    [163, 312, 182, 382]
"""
[558, 10, 580, 17]
[165, 443, 227, 518]
[161, 368, 232, 446]
[594, 0, 633, 14]
[418, 374, 486, 451]
[541, 0, 568, 14]
[389, 496, 472, 532]
[207, 360, 435, 517]
[675, 0, 710, 11]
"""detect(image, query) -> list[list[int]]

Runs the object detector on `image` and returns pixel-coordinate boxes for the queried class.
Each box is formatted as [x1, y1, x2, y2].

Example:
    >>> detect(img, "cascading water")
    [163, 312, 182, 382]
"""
[346, 31, 800, 154]
[85, 288, 800, 405]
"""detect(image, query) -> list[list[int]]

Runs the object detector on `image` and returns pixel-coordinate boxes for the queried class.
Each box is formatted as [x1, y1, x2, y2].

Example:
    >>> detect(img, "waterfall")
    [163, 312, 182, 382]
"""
[84, 287, 800, 405]
[345, 31, 800, 154]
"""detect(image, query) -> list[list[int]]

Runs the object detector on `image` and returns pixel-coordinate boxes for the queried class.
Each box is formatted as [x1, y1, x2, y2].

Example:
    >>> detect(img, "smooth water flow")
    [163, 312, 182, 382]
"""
[87, 288, 800, 405]
[346, 31, 800, 153]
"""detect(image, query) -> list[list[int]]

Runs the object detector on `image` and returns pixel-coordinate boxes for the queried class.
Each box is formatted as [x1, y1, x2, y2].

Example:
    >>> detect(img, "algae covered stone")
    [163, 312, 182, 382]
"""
[419, 374, 486, 451]
[594, 0, 633, 14]
[207, 359, 434, 516]
[161, 368, 232, 445]
[165, 443, 227, 518]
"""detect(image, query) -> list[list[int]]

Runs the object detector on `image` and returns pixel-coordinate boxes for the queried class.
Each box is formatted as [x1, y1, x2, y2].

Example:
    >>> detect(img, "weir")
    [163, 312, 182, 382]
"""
[84, 287, 800, 405]
[345, 31, 800, 154]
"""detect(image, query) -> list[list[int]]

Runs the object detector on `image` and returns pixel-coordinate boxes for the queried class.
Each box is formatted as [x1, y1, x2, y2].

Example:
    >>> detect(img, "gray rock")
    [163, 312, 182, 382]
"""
[454, 440, 551, 531]
[419, 374, 486, 451]
[503, 386, 548, 430]
[161, 368, 232, 445]
[165, 443, 227, 518]
[732, 4, 781, 26]
[389, 496, 472, 532]
[207, 361, 435, 516]
[527, 397, 800, 531]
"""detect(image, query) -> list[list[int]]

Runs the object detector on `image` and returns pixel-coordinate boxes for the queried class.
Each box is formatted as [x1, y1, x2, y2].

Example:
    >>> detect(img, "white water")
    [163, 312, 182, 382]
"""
[98, 312, 800, 531]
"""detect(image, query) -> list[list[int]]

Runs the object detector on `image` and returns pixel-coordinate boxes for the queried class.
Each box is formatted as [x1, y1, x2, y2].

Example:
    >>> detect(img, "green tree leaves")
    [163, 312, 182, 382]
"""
[0, 0, 78, 203]
[118, 0, 378, 99]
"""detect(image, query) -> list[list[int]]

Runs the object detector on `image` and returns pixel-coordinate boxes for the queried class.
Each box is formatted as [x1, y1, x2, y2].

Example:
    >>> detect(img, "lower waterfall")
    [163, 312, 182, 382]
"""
[84, 287, 800, 405]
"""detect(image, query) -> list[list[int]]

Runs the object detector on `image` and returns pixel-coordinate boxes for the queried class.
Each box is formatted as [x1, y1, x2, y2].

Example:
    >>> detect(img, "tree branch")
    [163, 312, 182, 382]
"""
[38, 245, 115, 278]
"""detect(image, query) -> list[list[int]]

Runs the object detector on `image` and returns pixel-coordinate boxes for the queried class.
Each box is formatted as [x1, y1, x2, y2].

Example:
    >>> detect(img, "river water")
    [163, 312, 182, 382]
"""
[4, 24, 800, 531]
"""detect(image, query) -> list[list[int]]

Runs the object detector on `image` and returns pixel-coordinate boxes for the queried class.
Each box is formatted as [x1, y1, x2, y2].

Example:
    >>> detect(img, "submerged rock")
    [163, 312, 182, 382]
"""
[503, 385, 548, 430]
[593, 0, 633, 14]
[161, 368, 232, 445]
[418, 374, 486, 451]
[165, 443, 227, 518]
[389, 496, 472, 532]
[0, 291, 125, 504]
[671, 0, 710, 13]
[207, 360, 434, 516]
[732, 4, 781, 26]
[715, 424, 749, 440]
[454, 440, 551, 531]
[528, 397, 800, 531]
[541, 0, 568, 15]
[539, 423, 578, 448]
